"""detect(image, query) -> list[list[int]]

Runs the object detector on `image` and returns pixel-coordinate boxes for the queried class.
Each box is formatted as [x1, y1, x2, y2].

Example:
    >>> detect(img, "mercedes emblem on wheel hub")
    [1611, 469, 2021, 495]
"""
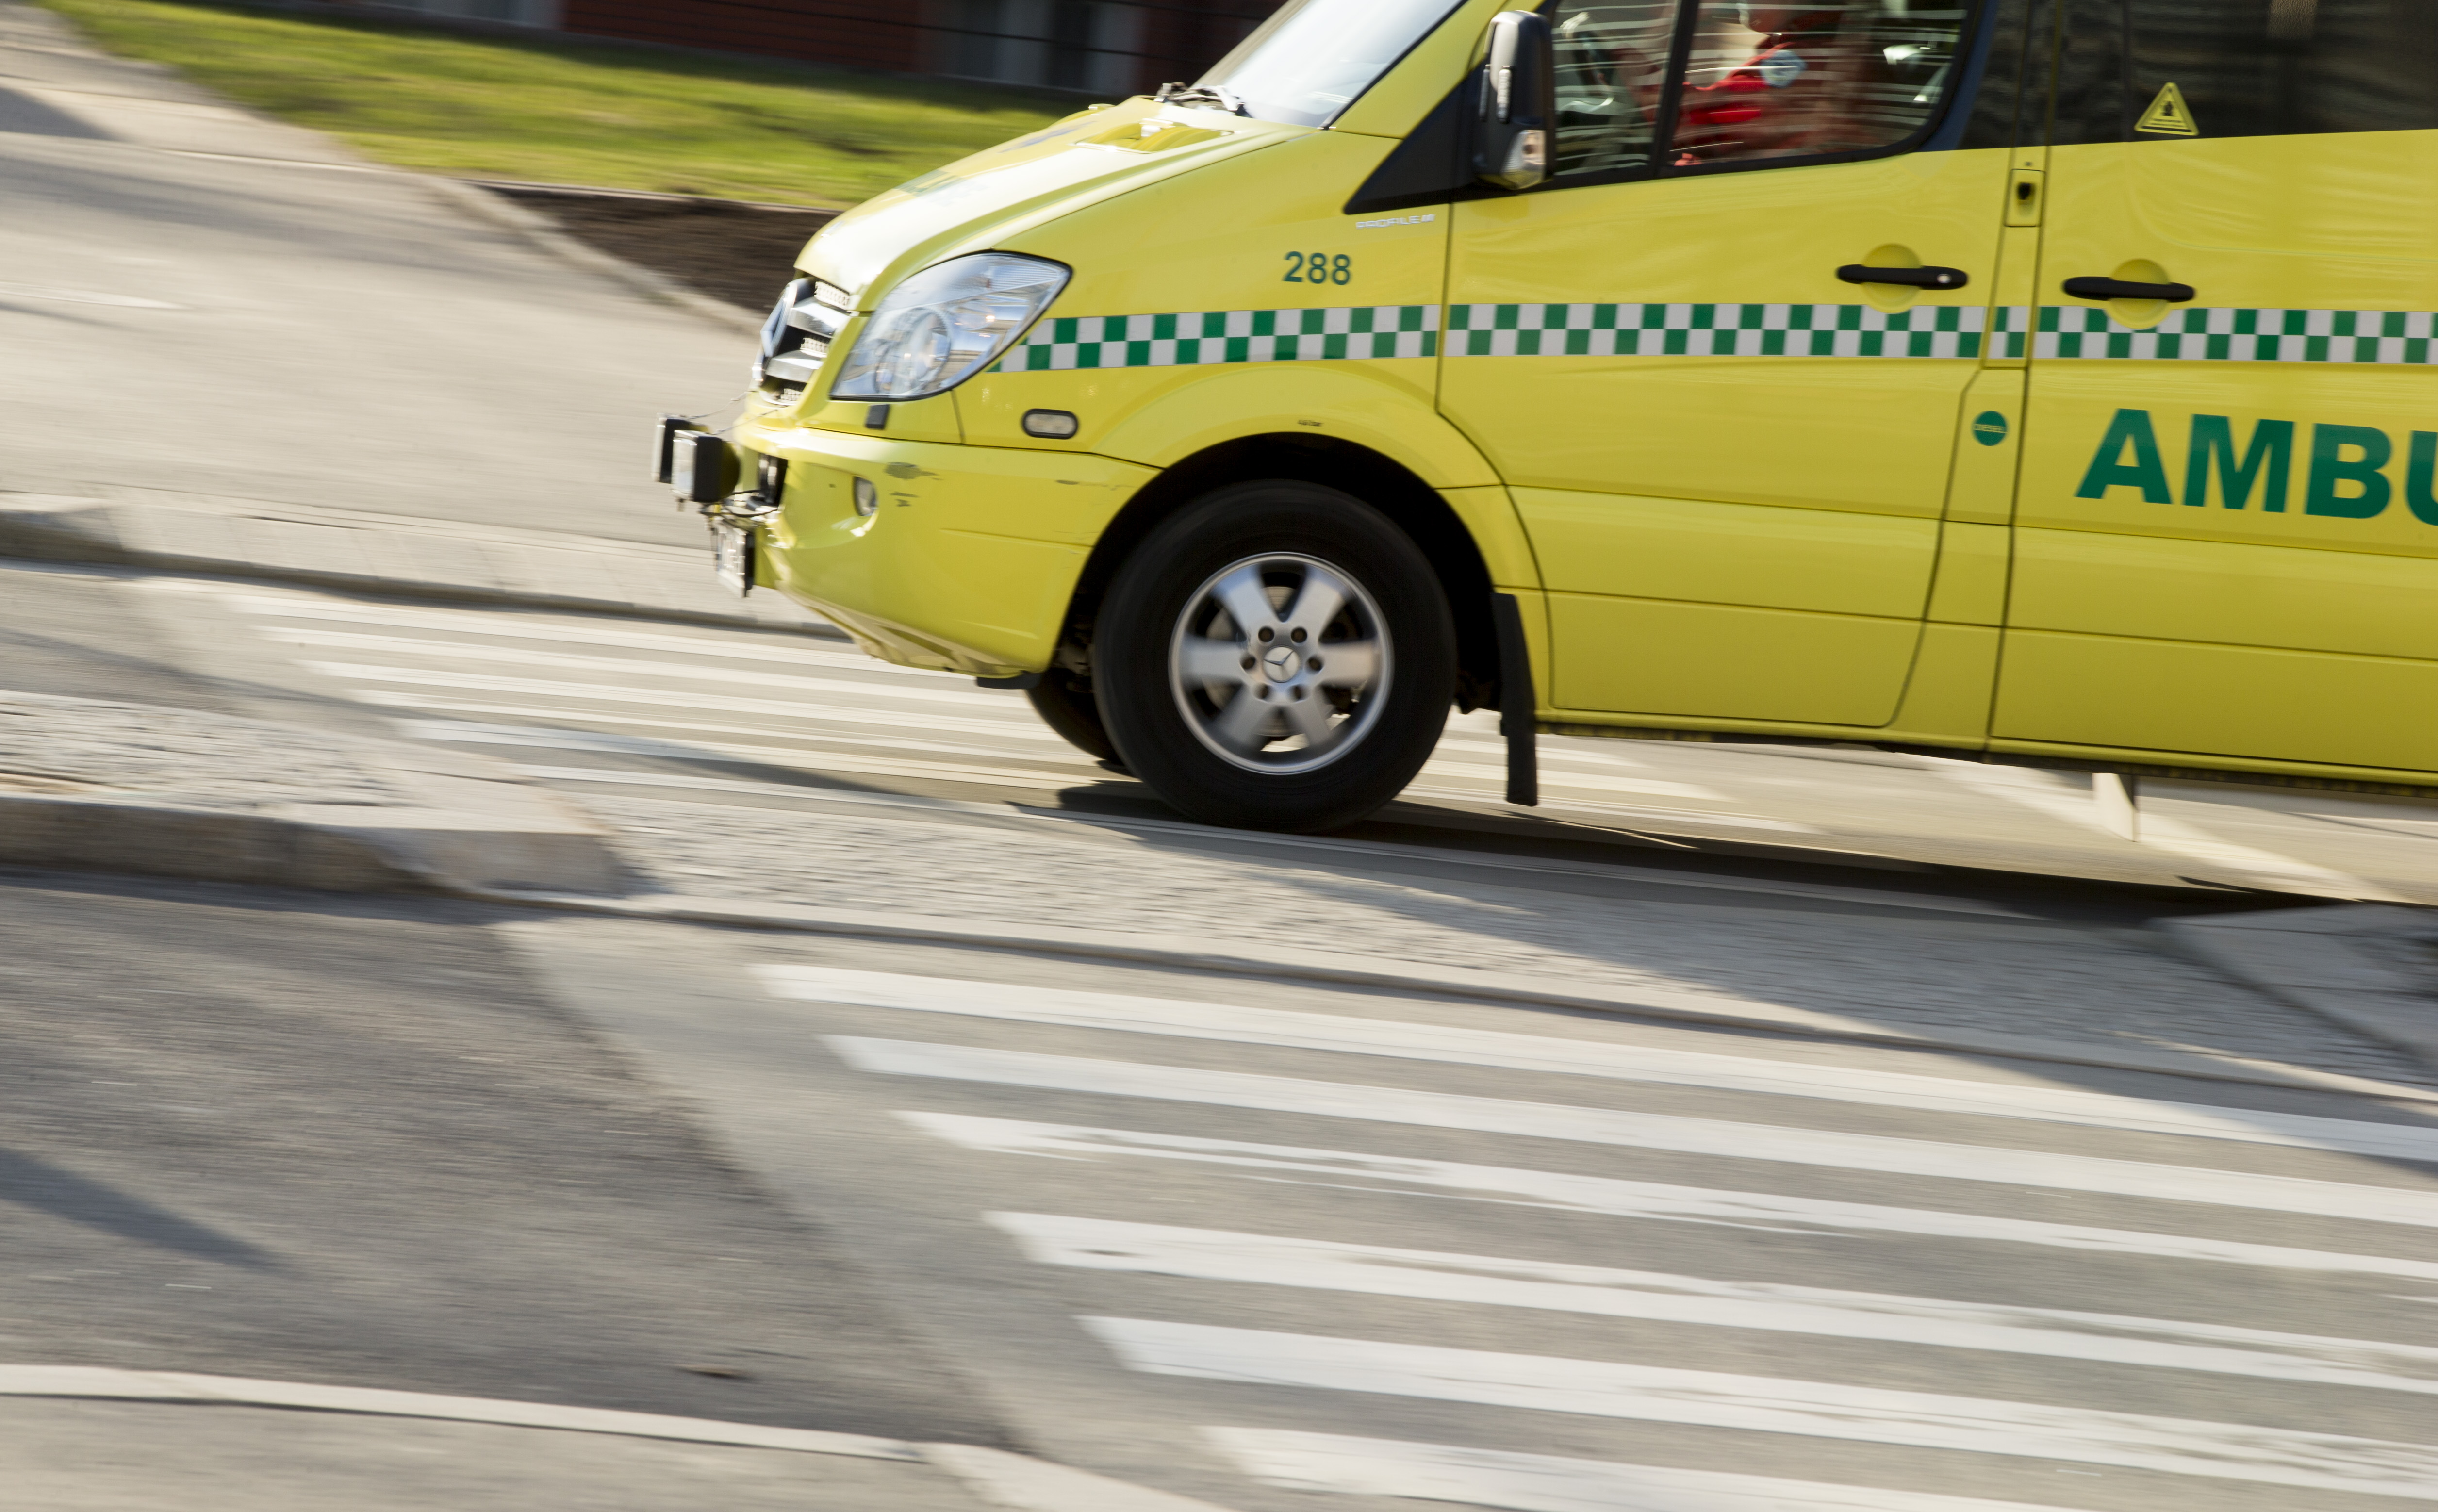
[1167, 551, 1392, 774]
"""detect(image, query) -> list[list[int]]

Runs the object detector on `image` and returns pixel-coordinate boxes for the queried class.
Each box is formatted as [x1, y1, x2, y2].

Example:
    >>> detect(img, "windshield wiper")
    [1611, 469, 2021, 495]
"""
[1154, 82, 1247, 115]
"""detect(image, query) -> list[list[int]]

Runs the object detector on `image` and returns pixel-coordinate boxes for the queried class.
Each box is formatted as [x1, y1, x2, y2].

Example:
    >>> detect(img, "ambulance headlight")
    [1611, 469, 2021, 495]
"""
[830, 253, 1069, 401]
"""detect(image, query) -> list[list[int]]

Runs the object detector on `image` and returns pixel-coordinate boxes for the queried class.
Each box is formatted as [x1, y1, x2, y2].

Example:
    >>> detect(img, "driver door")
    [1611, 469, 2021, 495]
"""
[1442, 0, 2014, 727]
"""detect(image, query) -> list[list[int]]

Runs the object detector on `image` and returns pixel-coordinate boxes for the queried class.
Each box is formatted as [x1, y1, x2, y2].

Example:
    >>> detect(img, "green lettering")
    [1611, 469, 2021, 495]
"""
[2183, 415, 2293, 511]
[2305, 424, 2393, 518]
[2408, 432, 2438, 526]
[2075, 409, 2172, 503]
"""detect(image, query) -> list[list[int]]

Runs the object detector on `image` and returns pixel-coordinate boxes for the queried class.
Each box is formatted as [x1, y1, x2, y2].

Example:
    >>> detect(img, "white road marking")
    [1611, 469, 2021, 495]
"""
[1407, 789, 1818, 830]
[355, 689, 1066, 742]
[237, 598, 896, 670]
[907, 1114, 2438, 1280]
[1420, 760, 1726, 800]
[832, 1039, 2438, 1226]
[1208, 1429, 2113, 1512]
[996, 1214, 2438, 1393]
[510, 765, 1016, 811]
[292, 641, 1016, 706]
[0, 280, 181, 309]
[1089, 1319, 2438, 1499]
[1440, 730, 1651, 767]
[404, 723, 1102, 788]
[304, 662, 1028, 714]
[394, 716, 1080, 766]
[1925, 760, 2400, 899]
[251, 611, 1825, 829]
[767, 967, 2438, 1160]
[514, 760, 1084, 796]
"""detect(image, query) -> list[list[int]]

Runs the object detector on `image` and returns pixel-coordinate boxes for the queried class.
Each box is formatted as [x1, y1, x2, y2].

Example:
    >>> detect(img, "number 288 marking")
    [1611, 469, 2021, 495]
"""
[1284, 252, 1352, 285]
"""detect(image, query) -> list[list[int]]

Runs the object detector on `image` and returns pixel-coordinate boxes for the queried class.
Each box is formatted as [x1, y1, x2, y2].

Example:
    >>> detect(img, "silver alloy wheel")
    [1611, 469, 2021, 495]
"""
[1168, 552, 1392, 774]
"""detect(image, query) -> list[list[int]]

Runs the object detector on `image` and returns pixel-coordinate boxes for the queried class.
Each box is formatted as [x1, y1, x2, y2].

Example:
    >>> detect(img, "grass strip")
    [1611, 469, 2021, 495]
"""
[36, 0, 1069, 207]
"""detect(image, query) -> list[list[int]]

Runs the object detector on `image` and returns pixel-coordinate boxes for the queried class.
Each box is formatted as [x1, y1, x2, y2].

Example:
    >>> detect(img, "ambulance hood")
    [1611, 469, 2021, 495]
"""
[802, 100, 1300, 304]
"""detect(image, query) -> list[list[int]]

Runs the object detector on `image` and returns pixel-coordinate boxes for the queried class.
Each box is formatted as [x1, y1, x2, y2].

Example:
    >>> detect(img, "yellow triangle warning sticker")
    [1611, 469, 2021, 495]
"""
[2136, 82, 2200, 136]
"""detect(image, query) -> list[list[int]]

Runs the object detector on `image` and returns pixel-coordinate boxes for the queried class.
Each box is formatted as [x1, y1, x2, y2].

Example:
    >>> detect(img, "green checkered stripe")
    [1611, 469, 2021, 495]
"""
[1445, 302, 1986, 358]
[1993, 305, 2438, 363]
[994, 305, 1438, 371]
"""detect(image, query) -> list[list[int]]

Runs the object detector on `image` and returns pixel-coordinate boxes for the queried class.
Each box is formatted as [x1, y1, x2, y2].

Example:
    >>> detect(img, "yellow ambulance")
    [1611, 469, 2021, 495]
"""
[662, 0, 2438, 833]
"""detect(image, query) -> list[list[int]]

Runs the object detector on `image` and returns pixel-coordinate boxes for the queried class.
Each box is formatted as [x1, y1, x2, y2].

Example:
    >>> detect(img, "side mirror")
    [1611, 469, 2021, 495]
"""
[1475, 10, 1554, 191]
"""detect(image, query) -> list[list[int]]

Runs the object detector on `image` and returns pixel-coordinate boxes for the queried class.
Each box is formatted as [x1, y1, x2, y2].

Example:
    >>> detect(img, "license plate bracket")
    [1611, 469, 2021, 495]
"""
[711, 517, 755, 597]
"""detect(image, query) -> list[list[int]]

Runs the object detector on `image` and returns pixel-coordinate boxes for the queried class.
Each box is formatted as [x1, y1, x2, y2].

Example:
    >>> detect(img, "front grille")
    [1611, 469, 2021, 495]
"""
[756, 278, 855, 397]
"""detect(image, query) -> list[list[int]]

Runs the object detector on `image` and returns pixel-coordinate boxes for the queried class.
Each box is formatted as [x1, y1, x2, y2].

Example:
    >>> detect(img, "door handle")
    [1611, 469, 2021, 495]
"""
[1837, 264, 1969, 290]
[2063, 276, 2195, 302]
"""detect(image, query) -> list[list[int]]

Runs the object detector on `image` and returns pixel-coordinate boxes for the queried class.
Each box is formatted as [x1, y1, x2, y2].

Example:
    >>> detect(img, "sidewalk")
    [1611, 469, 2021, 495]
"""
[0, 0, 747, 543]
[0, 0, 829, 630]
[0, 486, 824, 632]
[0, 689, 620, 892]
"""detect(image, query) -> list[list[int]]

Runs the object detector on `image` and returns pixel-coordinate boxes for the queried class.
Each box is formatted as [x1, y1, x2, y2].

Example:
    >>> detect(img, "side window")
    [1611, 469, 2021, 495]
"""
[2060, 1, 2438, 144]
[1551, 2, 1686, 175]
[1674, 2, 1970, 166]
[1549, 1, 1977, 181]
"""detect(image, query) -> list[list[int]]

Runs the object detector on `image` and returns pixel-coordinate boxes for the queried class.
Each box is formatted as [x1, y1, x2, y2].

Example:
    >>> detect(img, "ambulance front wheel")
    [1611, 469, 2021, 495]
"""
[1024, 670, 1118, 763]
[1094, 481, 1454, 833]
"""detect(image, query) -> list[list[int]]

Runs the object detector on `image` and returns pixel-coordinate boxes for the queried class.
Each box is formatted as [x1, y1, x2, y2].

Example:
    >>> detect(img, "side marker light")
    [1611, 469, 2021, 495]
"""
[1023, 409, 1081, 439]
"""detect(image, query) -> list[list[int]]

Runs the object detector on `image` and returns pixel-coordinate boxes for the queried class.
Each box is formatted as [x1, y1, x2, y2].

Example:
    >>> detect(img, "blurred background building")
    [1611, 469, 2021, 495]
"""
[329, 1, 1285, 97]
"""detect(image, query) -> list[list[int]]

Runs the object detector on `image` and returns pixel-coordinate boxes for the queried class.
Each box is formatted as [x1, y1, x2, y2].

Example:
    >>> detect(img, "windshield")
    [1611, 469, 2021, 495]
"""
[1197, 0, 1465, 128]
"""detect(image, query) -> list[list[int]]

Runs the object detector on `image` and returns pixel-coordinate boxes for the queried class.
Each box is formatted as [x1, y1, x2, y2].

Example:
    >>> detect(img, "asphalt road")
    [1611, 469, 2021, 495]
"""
[12, 862, 2432, 1512]
[517, 913, 2438, 1512]
[0, 867, 1003, 1446]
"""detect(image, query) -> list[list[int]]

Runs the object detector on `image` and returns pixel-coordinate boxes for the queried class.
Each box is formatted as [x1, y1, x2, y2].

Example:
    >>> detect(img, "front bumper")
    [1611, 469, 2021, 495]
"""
[736, 420, 1156, 677]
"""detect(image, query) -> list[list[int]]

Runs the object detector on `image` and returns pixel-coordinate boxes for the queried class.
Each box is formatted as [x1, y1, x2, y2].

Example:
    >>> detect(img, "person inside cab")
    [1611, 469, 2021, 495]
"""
[1676, 2, 1944, 164]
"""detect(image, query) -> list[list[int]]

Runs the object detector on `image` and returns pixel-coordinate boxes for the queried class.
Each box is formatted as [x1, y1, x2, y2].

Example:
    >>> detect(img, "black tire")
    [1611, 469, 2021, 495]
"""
[1024, 670, 1119, 763]
[1094, 480, 1454, 832]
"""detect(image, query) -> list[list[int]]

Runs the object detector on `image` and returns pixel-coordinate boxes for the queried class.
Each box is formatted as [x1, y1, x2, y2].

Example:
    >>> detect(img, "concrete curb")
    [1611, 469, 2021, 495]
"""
[0, 1366, 1239, 1512]
[0, 695, 624, 895]
[462, 887, 2438, 1101]
[2160, 903, 2438, 1077]
[0, 786, 620, 896]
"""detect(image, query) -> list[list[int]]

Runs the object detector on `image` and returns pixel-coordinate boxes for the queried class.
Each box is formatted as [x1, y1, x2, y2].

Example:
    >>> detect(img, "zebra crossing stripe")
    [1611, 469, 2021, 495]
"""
[760, 966, 2438, 1161]
[906, 1113, 2438, 1280]
[302, 641, 1015, 706]
[1206, 1430, 2151, 1512]
[249, 608, 890, 671]
[994, 305, 1439, 370]
[403, 721, 1090, 788]
[304, 662, 1012, 713]
[1445, 302, 1985, 358]
[996, 1213, 2438, 1395]
[834, 1038, 2438, 1225]
[1089, 1319, 2438, 1498]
